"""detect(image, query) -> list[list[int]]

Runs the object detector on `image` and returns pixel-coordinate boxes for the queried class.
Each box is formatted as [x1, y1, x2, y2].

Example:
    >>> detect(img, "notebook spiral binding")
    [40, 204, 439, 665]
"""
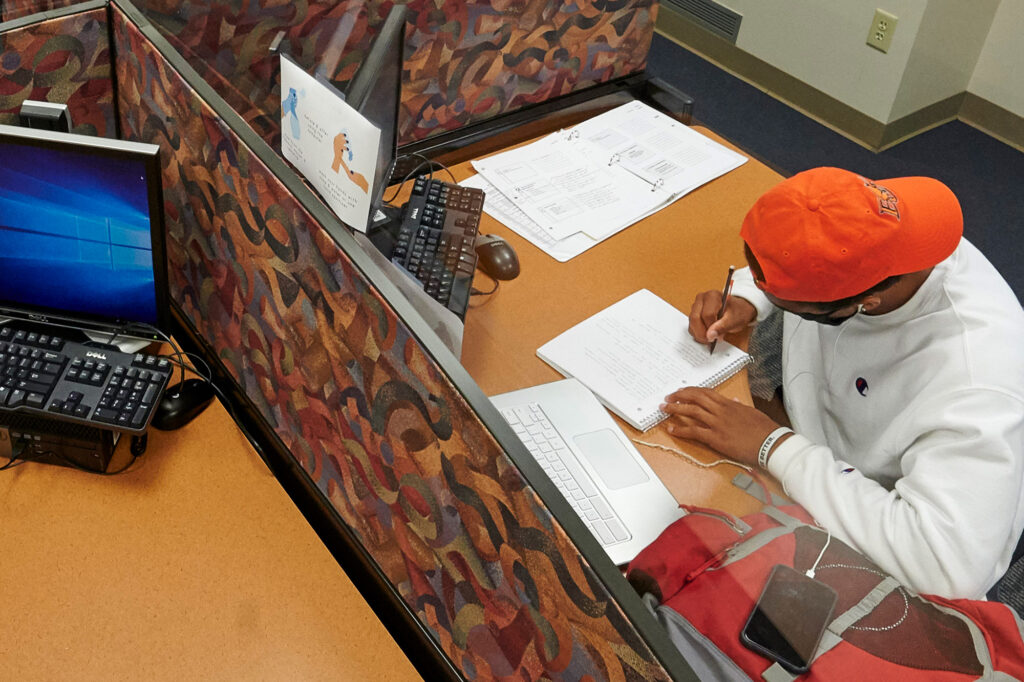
[700, 355, 752, 389]
[634, 355, 751, 431]
[636, 408, 669, 431]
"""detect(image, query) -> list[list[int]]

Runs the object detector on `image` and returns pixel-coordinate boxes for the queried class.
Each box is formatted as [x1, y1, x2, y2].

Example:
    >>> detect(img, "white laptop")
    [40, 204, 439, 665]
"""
[490, 378, 686, 566]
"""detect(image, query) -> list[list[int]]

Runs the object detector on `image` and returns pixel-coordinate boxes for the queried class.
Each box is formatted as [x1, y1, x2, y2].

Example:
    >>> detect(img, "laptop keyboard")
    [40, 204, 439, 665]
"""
[499, 402, 632, 547]
[0, 325, 171, 434]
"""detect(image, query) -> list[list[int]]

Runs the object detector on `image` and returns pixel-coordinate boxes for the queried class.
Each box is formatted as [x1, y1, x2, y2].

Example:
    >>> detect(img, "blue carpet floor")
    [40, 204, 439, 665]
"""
[646, 33, 1024, 297]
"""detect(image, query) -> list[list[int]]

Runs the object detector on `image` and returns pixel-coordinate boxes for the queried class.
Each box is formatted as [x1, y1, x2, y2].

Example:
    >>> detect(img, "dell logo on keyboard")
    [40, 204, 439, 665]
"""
[410, 208, 419, 220]
[86, 351, 108, 360]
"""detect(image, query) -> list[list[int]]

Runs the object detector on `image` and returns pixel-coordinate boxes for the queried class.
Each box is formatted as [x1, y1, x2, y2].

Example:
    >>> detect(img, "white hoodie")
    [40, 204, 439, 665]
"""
[730, 239, 1024, 599]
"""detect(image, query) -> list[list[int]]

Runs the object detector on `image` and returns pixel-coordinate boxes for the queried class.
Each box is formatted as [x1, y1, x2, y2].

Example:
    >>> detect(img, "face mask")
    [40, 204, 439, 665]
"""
[791, 304, 864, 326]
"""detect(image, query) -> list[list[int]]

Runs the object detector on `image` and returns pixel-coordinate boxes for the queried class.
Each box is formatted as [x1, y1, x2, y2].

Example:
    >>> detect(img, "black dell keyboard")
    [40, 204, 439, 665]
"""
[390, 177, 484, 319]
[0, 325, 171, 434]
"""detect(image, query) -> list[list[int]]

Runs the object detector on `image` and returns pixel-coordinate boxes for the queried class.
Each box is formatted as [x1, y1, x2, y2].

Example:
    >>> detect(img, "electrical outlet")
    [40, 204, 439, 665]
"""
[867, 9, 898, 53]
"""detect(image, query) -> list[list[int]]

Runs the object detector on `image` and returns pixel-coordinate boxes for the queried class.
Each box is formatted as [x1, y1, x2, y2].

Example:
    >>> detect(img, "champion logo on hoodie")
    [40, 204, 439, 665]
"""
[856, 377, 869, 396]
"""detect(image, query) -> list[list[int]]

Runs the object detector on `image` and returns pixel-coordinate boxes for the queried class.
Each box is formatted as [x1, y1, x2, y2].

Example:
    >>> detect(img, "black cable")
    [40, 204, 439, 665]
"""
[470, 274, 500, 296]
[382, 156, 435, 206]
[180, 351, 213, 382]
[160, 354, 215, 387]
[382, 154, 426, 204]
[129, 322, 188, 389]
[82, 321, 260, 466]
[381, 153, 459, 207]
[159, 353, 270, 467]
[411, 152, 457, 184]
[104, 321, 132, 350]
[0, 440, 26, 471]
[130, 433, 149, 457]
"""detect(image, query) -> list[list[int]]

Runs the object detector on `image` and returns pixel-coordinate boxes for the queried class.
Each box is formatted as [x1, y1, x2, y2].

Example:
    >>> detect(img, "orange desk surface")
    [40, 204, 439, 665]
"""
[0, 397, 420, 681]
[459, 127, 785, 518]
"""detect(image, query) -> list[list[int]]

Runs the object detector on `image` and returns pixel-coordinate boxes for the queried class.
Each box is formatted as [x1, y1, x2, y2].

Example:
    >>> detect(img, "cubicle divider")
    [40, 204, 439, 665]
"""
[2, 0, 665, 182]
[0, 0, 114, 136]
[0, 0, 72, 20]
[1, 2, 696, 679]
[125, 0, 659, 152]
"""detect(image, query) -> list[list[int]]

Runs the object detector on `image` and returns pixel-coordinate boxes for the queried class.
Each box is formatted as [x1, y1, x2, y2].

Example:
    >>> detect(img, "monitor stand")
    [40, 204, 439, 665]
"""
[0, 316, 152, 354]
[84, 333, 151, 355]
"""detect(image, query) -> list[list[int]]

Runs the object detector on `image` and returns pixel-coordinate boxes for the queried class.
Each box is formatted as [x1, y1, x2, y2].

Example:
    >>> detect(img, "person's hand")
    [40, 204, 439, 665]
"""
[688, 290, 757, 345]
[661, 387, 785, 468]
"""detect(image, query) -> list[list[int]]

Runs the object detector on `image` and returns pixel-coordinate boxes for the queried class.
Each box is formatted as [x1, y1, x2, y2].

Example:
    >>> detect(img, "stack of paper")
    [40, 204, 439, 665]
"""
[465, 100, 748, 262]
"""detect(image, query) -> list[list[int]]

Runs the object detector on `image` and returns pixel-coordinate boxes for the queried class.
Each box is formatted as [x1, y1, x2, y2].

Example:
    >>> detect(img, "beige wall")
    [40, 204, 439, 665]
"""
[892, 0, 999, 120]
[724, 0, 925, 121]
[719, 0, 1015, 123]
[969, 0, 1024, 116]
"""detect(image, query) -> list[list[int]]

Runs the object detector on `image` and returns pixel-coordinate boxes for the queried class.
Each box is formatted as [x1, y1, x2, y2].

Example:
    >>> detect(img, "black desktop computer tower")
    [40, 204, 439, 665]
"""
[0, 412, 118, 472]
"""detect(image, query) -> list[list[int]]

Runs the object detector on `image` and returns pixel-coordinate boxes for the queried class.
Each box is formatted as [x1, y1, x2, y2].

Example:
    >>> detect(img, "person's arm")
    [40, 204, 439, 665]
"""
[688, 266, 771, 344]
[768, 388, 1024, 599]
[727, 266, 774, 321]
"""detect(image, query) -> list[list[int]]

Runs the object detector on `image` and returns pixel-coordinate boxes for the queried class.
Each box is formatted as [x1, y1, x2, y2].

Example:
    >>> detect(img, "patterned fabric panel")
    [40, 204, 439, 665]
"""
[400, 0, 657, 142]
[1, 0, 79, 22]
[0, 5, 114, 137]
[111, 6, 671, 681]
[130, 0, 657, 147]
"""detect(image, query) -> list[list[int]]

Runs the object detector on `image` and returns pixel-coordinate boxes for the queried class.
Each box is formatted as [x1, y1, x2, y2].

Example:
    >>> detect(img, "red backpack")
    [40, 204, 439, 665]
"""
[627, 473, 1024, 681]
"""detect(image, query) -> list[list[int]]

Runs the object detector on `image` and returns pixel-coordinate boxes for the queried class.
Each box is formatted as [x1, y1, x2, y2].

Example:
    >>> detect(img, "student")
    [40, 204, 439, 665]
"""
[663, 167, 1024, 599]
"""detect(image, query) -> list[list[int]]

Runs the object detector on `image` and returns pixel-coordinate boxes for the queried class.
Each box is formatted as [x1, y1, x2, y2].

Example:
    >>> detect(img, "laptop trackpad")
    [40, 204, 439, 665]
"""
[573, 429, 649, 490]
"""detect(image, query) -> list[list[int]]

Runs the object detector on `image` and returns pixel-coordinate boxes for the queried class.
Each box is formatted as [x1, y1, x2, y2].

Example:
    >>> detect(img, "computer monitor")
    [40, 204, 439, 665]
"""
[0, 124, 169, 343]
[343, 5, 407, 226]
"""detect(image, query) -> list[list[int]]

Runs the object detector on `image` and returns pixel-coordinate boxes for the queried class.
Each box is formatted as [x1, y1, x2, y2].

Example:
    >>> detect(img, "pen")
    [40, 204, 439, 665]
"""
[709, 265, 735, 354]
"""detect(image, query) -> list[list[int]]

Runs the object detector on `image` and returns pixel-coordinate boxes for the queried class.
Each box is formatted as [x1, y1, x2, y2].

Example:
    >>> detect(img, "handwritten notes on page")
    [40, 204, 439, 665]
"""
[468, 100, 747, 261]
[571, 100, 747, 198]
[471, 132, 668, 241]
[536, 289, 750, 431]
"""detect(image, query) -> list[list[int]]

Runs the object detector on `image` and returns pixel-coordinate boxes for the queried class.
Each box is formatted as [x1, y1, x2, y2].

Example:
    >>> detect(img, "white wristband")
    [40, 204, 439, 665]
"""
[758, 427, 794, 469]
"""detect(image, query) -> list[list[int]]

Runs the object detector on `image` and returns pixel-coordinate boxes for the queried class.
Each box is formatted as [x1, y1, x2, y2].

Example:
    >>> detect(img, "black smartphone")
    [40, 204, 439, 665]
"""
[740, 564, 839, 674]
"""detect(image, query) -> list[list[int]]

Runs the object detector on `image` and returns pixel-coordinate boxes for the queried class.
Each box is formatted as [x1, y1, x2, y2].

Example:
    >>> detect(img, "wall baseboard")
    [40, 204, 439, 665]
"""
[960, 93, 1024, 153]
[656, 5, 1024, 153]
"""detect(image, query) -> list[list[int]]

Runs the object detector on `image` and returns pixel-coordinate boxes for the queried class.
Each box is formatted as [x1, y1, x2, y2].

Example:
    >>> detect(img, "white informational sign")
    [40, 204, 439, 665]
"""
[279, 55, 380, 232]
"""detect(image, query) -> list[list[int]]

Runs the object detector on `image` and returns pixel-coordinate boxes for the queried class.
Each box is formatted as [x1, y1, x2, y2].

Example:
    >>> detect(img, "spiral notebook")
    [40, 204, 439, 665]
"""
[536, 289, 750, 431]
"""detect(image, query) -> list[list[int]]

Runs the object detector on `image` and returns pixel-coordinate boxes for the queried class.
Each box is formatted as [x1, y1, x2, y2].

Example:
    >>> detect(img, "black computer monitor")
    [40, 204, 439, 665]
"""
[0, 124, 169, 342]
[343, 5, 407, 223]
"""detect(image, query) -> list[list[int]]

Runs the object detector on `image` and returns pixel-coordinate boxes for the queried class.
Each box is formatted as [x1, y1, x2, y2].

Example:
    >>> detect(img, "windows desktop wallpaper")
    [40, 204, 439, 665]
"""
[0, 140, 158, 326]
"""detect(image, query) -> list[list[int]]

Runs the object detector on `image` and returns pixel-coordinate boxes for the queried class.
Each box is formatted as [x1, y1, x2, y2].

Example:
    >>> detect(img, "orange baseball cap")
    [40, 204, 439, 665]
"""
[740, 167, 963, 302]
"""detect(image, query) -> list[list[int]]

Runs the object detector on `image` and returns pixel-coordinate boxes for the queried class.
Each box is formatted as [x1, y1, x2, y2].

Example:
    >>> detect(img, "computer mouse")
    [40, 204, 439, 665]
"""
[150, 378, 216, 431]
[475, 234, 520, 281]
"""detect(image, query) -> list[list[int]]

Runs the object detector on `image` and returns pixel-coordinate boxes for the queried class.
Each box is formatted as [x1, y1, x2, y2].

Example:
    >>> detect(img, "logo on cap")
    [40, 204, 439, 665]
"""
[856, 377, 869, 396]
[863, 179, 900, 219]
